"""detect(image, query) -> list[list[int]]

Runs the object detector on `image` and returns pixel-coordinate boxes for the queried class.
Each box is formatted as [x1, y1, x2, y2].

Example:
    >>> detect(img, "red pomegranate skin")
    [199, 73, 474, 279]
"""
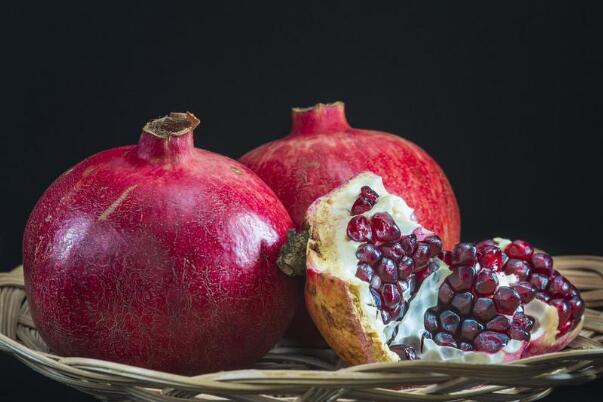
[23, 113, 300, 375]
[240, 103, 460, 345]
[240, 102, 460, 249]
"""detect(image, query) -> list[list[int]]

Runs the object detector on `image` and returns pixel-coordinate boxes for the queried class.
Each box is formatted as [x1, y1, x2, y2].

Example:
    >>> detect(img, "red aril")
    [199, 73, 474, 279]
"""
[23, 113, 299, 375]
[241, 102, 461, 345]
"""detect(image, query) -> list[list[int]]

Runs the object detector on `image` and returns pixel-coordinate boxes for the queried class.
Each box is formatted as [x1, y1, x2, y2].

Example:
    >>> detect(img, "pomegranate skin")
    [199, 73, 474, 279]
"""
[240, 102, 460, 248]
[240, 102, 460, 344]
[23, 113, 300, 375]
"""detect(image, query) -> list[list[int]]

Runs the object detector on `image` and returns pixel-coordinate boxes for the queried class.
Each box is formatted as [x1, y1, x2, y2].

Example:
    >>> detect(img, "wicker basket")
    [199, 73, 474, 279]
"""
[2, 256, 603, 402]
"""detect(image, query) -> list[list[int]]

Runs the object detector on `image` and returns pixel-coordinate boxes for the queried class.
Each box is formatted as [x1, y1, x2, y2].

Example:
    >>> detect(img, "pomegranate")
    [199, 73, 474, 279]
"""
[241, 102, 460, 344]
[23, 112, 299, 375]
[304, 173, 584, 365]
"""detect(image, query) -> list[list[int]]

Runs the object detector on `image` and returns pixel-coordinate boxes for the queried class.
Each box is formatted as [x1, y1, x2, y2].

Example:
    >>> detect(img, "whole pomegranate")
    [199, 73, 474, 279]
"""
[304, 173, 584, 364]
[23, 112, 299, 375]
[240, 102, 460, 248]
[241, 102, 461, 344]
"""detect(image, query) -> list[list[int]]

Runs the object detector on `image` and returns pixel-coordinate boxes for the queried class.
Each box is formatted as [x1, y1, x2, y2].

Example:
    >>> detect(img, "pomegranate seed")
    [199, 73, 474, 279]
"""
[417, 260, 439, 282]
[548, 274, 571, 298]
[549, 298, 571, 325]
[400, 234, 417, 255]
[388, 300, 407, 321]
[424, 307, 439, 332]
[406, 274, 417, 294]
[371, 212, 401, 242]
[513, 312, 535, 331]
[504, 259, 531, 280]
[370, 275, 382, 290]
[558, 320, 573, 335]
[355, 263, 374, 282]
[447, 266, 475, 292]
[473, 297, 497, 322]
[529, 273, 549, 291]
[568, 296, 585, 319]
[493, 286, 521, 315]
[439, 310, 461, 334]
[474, 270, 499, 296]
[535, 292, 551, 302]
[390, 344, 417, 360]
[379, 242, 404, 261]
[478, 245, 503, 271]
[438, 282, 454, 305]
[413, 242, 431, 268]
[397, 256, 414, 279]
[476, 239, 498, 250]
[460, 319, 483, 341]
[486, 315, 511, 332]
[474, 331, 509, 353]
[501, 252, 509, 266]
[451, 292, 474, 315]
[513, 282, 536, 303]
[370, 289, 382, 309]
[451, 243, 478, 266]
[434, 332, 457, 347]
[376, 257, 398, 283]
[424, 235, 443, 257]
[531, 252, 554, 277]
[509, 326, 530, 341]
[459, 342, 474, 351]
[439, 250, 452, 265]
[360, 186, 379, 203]
[504, 240, 534, 261]
[351, 197, 373, 215]
[356, 243, 382, 265]
[381, 284, 401, 308]
[381, 310, 392, 324]
[396, 279, 409, 294]
[347, 216, 372, 242]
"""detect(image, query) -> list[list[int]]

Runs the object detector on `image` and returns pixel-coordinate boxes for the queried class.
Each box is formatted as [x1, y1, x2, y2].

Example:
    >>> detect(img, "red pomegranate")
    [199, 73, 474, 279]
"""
[240, 102, 460, 344]
[23, 112, 300, 375]
[304, 173, 583, 365]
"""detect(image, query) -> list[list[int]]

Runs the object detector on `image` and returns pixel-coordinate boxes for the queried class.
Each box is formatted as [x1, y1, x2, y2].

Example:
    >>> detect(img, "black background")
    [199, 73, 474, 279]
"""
[1, 1, 602, 400]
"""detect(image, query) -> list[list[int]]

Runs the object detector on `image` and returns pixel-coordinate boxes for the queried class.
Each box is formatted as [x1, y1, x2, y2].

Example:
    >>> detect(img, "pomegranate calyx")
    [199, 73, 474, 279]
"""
[289, 101, 350, 136]
[138, 112, 200, 162]
[277, 229, 310, 277]
[143, 112, 200, 138]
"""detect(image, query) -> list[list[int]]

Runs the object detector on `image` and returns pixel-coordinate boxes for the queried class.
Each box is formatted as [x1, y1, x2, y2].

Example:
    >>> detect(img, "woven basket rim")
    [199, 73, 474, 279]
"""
[2, 256, 603, 401]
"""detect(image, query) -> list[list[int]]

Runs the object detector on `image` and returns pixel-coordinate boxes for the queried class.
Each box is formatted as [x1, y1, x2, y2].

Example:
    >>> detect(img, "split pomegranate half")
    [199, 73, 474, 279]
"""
[304, 172, 584, 365]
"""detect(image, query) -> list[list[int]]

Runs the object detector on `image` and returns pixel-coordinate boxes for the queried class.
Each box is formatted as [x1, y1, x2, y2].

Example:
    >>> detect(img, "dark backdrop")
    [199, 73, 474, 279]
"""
[1, 1, 602, 400]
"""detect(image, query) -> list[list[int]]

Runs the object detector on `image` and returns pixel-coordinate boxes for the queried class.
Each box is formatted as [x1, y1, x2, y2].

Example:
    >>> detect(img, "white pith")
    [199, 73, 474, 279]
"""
[306, 172, 565, 363]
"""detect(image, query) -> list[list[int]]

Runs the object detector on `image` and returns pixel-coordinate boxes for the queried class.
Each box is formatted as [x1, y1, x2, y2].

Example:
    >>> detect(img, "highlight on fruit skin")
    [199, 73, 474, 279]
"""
[304, 172, 584, 365]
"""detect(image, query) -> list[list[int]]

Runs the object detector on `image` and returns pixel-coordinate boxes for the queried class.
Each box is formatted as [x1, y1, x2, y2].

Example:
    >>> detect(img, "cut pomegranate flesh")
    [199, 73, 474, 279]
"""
[423, 238, 585, 353]
[347, 186, 442, 328]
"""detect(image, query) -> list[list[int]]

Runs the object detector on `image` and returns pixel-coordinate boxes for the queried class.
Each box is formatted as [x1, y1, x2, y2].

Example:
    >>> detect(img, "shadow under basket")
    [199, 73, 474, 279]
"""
[2, 257, 603, 402]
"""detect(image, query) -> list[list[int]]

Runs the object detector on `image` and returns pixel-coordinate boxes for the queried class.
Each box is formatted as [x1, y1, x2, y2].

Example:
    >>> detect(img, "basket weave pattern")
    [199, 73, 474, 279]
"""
[2, 256, 603, 402]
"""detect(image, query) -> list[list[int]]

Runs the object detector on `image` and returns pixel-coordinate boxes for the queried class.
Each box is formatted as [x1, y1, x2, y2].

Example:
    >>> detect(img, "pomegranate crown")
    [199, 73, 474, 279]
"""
[143, 112, 200, 138]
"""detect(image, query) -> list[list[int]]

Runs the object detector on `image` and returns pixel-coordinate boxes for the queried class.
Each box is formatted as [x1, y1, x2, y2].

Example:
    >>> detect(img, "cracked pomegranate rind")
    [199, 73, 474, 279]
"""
[304, 172, 584, 365]
[305, 172, 440, 364]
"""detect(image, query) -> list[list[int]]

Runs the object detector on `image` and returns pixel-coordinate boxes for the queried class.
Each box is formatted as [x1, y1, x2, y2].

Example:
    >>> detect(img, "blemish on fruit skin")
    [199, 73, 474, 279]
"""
[98, 185, 137, 221]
